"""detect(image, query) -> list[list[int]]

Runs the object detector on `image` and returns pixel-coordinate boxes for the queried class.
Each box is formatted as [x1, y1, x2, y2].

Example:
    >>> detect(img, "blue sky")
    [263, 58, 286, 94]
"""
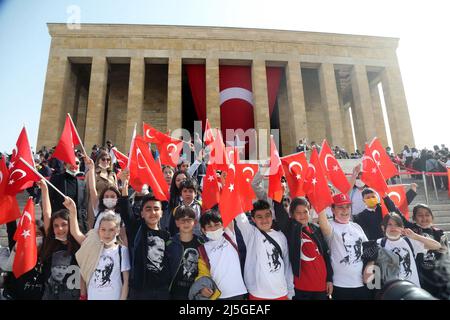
[1, 0, 449, 153]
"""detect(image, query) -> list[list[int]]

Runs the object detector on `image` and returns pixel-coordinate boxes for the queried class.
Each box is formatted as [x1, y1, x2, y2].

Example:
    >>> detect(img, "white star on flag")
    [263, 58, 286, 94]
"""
[208, 175, 215, 182]
[312, 178, 317, 185]
[296, 174, 301, 180]
[246, 178, 250, 183]
[376, 161, 381, 166]
[371, 168, 377, 174]
[228, 183, 234, 192]
[333, 165, 339, 171]
[21, 229, 31, 239]
[8, 179, 14, 185]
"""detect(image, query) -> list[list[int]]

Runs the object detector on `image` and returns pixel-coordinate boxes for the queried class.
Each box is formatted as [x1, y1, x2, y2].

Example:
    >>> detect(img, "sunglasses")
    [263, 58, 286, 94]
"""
[101, 158, 111, 162]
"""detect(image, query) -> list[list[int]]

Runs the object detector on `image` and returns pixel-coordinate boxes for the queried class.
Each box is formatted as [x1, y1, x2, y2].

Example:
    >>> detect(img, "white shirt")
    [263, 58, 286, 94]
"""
[326, 221, 368, 288]
[88, 245, 130, 300]
[376, 237, 425, 287]
[235, 213, 294, 299]
[204, 228, 247, 299]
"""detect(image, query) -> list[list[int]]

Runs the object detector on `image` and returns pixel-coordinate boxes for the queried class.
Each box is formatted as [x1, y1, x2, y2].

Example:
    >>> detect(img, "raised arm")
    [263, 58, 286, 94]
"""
[318, 209, 332, 237]
[235, 212, 255, 244]
[37, 179, 52, 235]
[63, 196, 86, 244]
[84, 155, 98, 211]
[251, 167, 268, 201]
[404, 228, 441, 251]
[347, 164, 361, 191]
[273, 200, 290, 235]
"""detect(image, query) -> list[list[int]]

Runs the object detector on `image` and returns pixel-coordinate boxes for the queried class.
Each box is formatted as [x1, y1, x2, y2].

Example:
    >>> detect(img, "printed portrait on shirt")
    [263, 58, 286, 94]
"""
[339, 232, 363, 265]
[182, 248, 199, 280]
[93, 255, 114, 288]
[392, 247, 413, 278]
[146, 235, 165, 272]
[262, 238, 281, 273]
[50, 250, 72, 284]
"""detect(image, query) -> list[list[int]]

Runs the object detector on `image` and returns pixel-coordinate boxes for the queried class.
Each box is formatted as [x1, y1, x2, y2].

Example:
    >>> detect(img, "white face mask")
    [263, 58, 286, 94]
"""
[355, 179, 365, 188]
[66, 169, 79, 177]
[206, 227, 224, 241]
[98, 163, 109, 170]
[36, 236, 43, 247]
[55, 235, 67, 242]
[386, 233, 401, 241]
[103, 198, 117, 209]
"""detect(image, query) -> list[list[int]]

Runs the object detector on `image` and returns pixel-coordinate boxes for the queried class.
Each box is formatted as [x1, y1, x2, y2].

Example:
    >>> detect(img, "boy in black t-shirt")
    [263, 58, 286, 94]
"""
[167, 206, 204, 299]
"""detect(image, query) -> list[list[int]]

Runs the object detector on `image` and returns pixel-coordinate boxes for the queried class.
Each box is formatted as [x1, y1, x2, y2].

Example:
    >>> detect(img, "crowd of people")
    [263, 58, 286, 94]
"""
[0, 137, 449, 301]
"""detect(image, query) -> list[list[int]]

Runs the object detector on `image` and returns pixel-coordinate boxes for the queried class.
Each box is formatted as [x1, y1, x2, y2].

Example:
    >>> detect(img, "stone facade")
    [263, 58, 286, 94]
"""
[37, 24, 415, 154]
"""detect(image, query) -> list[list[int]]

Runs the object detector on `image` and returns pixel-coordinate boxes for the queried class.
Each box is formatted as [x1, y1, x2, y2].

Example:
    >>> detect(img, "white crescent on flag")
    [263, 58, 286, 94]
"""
[145, 129, 155, 140]
[0, 171, 3, 184]
[20, 211, 33, 225]
[136, 148, 147, 169]
[288, 161, 303, 175]
[242, 166, 255, 177]
[324, 154, 334, 171]
[9, 169, 26, 181]
[167, 143, 178, 155]
[220, 87, 254, 106]
[308, 163, 316, 174]
[388, 191, 401, 203]
[301, 238, 316, 262]
[372, 150, 381, 165]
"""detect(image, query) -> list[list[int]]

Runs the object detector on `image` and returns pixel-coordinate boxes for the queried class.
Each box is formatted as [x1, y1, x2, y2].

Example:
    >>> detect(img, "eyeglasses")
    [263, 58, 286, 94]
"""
[178, 218, 194, 224]
[101, 158, 111, 162]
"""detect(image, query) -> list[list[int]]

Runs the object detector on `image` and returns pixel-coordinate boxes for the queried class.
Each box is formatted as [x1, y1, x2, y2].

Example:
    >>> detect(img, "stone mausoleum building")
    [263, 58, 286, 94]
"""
[37, 23, 415, 156]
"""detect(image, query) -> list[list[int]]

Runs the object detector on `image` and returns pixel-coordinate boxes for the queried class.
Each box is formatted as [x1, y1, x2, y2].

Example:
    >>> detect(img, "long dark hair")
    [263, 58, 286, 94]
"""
[97, 186, 121, 213]
[169, 171, 191, 210]
[41, 209, 80, 262]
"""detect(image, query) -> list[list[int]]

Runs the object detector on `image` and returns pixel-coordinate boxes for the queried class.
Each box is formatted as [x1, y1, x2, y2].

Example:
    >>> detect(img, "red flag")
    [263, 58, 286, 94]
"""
[142, 122, 166, 144]
[203, 118, 214, 146]
[319, 140, 351, 194]
[209, 130, 228, 171]
[381, 184, 410, 220]
[361, 144, 388, 194]
[111, 148, 128, 170]
[448, 168, 450, 199]
[13, 198, 37, 278]
[304, 148, 333, 213]
[129, 136, 169, 201]
[225, 146, 240, 165]
[202, 164, 221, 211]
[0, 157, 21, 224]
[219, 163, 244, 228]
[236, 163, 259, 212]
[6, 128, 37, 195]
[281, 151, 308, 198]
[368, 137, 398, 180]
[268, 136, 284, 202]
[51, 115, 82, 167]
[158, 137, 184, 168]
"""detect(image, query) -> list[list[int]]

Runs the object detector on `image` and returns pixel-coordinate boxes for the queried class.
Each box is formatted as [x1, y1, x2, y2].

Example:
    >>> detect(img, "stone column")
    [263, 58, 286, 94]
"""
[284, 60, 308, 154]
[381, 63, 415, 152]
[125, 57, 145, 150]
[318, 63, 344, 147]
[206, 58, 221, 130]
[351, 64, 376, 148]
[370, 82, 388, 147]
[84, 56, 109, 149]
[251, 59, 271, 159]
[166, 57, 182, 132]
[340, 107, 354, 153]
[37, 53, 71, 149]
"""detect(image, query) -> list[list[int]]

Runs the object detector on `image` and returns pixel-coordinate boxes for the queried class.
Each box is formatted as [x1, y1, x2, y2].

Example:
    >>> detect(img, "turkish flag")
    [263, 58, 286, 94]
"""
[268, 136, 285, 202]
[225, 146, 240, 165]
[158, 137, 184, 168]
[112, 148, 128, 170]
[304, 149, 333, 213]
[236, 163, 259, 212]
[448, 168, 450, 199]
[202, 163, 221, 211]
[369, 137, 398, 180]
[281, 151, 308, 198]
[209, 130, 228, 171]
[51, 115, 82, 167]
[319, 140, 351, 194]
[13, 197, 37, 278]
[142, 122, 166, 144]
[0, 157, 21, 224]
[203, 118, 215, 147]
[219, 162, 244, 228]
[6, 127, 36, 195]
[381, 184, 410, 220]
[361, 144, 388, 194]
[129, 136, 169, 201]
[219, 66, 254, 140]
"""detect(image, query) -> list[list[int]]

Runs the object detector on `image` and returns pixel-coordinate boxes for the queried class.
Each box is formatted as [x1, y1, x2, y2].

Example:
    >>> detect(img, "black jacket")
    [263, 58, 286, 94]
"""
[354, 189, 417, 240]
[273, 201, 333, 282]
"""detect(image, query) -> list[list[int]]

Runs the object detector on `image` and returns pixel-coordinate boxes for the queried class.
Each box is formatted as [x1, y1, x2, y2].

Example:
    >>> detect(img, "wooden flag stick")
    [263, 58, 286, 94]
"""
[19, 157, 66, 199]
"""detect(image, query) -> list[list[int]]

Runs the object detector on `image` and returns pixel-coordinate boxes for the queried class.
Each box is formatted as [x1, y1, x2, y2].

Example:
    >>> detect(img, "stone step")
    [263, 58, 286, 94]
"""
[409, 204, 450, 211]
[435, 223, 450, 232]
[433, 216, 450, 224]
